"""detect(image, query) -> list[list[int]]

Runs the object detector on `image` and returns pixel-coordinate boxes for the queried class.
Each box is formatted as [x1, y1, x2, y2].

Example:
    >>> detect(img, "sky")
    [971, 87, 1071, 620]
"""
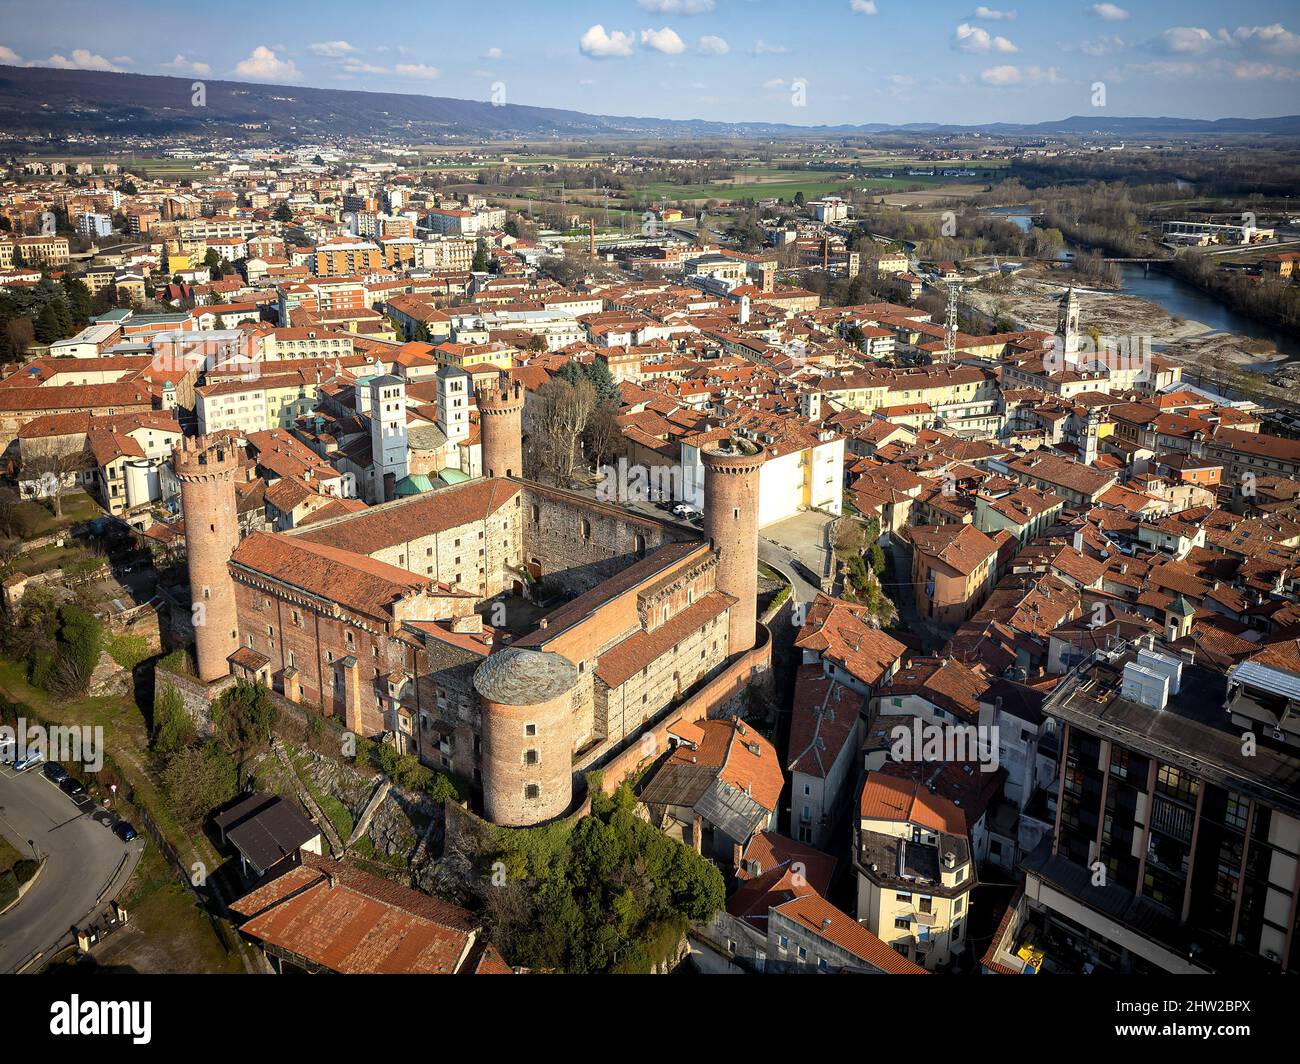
[1, 0, 1299, 126]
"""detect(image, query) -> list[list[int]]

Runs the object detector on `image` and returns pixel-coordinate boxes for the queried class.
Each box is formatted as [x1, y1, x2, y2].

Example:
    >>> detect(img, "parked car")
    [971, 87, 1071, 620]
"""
[113, 821, 138, 843]
[59, 776, 87, 799]
[13, 749, 44, 772]
[43, 762, 69, 784]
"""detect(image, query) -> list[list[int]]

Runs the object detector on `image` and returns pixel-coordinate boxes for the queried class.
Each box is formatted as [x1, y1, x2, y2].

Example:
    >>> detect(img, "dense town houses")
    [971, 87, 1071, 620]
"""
[2, 141, 1298, 984]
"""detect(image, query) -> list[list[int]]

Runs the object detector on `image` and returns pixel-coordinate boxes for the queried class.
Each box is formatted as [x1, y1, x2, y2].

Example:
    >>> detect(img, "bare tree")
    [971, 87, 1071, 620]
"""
[583, 402, 625, 475]
[21, 447, 89, 519]
[534, 377, 598, 486]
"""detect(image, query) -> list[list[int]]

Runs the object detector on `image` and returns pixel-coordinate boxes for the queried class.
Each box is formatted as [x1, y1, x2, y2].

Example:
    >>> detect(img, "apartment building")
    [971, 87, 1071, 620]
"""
[854, 773, 977, 970]
[1019, 638, 1300, 974]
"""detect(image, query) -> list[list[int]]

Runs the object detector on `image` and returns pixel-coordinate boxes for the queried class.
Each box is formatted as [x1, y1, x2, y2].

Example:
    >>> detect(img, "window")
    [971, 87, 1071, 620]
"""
[524, 723, 537, 736]
[524, 749, 538, 765]
[895, 917, 912, 930]
[895, 891, 912, 902]
[524, 784, 539, 800]
[777, 935, 789, 951]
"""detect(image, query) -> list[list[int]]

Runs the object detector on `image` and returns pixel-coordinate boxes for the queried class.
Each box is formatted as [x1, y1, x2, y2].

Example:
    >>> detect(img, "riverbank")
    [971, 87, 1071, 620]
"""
[965, 269, 1289, 372]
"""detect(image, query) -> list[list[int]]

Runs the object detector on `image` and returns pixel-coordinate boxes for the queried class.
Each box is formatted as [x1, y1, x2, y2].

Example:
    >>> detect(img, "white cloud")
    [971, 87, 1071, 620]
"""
[697, 35, 729, 55]
[580, 25, 636, 57]
[762, 77, 787, 89]
[1089, 4, 1129, 20]
[973, 6, 1016, 19]
[638, 0, 714, 12]
[641, 27, 687, 54]
[954, 24, 1017, 53]
[1079, 35, 1124, 56]
[1231, 61, 1300, 79]
[234, 46, 302, 81]
[43, 49, 125, 72]
[1225, 24, 1300, 57]
[752, 39, 788, 54]
[979, 64, 1061, 85]
[161, 53, 212, 76]
[483, 47, 503, 60]
[1155, 27, 1216, 55]
[850, 0, 878, 13]
[0, 44, 23, 64]
[343, 58, 388, 75]
[309, 41, 356, 57]
[394, 63, 440, 79]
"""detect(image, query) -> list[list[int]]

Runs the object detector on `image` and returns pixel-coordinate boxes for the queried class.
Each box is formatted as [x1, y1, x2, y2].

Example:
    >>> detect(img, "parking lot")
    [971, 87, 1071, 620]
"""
[0, 757, 142, 973]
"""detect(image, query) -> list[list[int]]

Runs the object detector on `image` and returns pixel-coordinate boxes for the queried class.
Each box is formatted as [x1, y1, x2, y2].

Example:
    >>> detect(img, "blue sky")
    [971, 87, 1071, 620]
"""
[1, 0, 1299, 125]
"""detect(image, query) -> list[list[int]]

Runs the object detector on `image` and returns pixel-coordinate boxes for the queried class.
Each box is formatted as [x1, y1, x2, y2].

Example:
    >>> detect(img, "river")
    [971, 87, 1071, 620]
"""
[986, 207, 1300, 360]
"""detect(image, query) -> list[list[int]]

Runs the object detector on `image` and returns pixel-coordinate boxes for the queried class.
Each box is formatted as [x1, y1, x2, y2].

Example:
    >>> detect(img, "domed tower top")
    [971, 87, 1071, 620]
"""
[474, 647, 580, 827]
[473, 647, 579, 706]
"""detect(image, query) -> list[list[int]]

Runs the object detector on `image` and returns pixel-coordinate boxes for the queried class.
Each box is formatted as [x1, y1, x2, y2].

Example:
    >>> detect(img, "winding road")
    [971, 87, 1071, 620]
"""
[0, 762, 142, 973]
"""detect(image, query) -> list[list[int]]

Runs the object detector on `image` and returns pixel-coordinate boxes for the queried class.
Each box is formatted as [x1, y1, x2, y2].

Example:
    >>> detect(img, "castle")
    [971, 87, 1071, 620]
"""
[175, 371, 772, 827]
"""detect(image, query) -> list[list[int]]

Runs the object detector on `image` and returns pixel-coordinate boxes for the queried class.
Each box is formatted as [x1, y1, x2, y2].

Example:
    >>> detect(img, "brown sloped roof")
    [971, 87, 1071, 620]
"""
[230, 853, 482, 974]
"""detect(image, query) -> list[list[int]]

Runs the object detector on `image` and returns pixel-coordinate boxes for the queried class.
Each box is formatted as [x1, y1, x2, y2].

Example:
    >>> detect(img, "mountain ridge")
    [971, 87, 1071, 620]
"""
[2, 65, 1298, 141]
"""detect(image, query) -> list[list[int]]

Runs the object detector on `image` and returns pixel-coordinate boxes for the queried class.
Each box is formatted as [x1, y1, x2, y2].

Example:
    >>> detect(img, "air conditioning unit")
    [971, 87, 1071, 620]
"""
[1272, 729, 1286, 742]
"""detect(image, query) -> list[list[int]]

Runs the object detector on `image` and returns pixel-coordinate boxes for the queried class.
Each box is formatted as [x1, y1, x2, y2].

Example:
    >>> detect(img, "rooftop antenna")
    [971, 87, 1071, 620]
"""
[944, 281, 960, 363]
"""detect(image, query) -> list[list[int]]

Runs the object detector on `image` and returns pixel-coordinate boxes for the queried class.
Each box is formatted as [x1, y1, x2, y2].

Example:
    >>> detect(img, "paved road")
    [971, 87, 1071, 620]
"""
[0, 763, 142, 973]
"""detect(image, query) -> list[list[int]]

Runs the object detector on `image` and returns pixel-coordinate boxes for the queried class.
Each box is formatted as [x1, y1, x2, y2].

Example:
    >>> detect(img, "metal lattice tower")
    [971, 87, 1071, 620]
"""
[944, 281, 960, 362]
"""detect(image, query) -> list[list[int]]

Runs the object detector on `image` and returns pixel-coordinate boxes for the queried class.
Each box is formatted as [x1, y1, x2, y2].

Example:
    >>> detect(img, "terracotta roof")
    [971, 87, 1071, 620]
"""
[770, 893, 927, 974]
[230, 853, 487, 974]
[297, 477, 520, 555]
[231, 531, 431, 621]
[795, 594, 906, 688]
[859, 772, 967, 835]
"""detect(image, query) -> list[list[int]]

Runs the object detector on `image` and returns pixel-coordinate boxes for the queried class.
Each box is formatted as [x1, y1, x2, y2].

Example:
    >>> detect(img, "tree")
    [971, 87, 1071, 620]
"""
[162, 743, 239, 824]
[583, 402, 625, 474]
[33, 301, 66, 344]
[152, 683, 196, 763]
[21, 447, 87, 519]
[532, 377, 599, 486]
[210, 679, 278, 778]
[272, 202, 293, 223]
[472, 239, 491, 273]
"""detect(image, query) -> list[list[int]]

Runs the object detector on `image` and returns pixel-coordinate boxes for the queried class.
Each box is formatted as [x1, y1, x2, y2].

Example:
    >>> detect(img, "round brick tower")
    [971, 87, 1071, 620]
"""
[174, 434, 241, 683]
[475, 372, 524, 479]
[474, 647, 578, 826]
[702, 436, 764, 655]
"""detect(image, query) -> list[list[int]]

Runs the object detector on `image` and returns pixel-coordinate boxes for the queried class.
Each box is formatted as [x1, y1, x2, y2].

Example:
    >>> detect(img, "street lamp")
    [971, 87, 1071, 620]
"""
[28, 838, 39, 861]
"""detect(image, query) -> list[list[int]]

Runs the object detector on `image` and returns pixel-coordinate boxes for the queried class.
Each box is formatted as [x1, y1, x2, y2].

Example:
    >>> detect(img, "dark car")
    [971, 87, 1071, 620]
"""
[59, 776, 87, 799]
[113, 821, 138, 843]
[43, 762, 69, 784]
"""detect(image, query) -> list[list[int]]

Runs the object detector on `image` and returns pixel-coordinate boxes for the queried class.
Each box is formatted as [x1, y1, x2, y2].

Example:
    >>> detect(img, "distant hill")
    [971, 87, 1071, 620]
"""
[1, 65, 1298, 142]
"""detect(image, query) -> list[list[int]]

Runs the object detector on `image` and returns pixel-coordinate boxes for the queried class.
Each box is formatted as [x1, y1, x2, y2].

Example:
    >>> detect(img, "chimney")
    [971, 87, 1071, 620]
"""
[943, 851, 957, 870]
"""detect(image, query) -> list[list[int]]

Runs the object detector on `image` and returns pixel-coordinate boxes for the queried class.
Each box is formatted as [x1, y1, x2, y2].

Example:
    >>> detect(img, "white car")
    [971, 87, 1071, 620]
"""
[13, 749, 44, 772]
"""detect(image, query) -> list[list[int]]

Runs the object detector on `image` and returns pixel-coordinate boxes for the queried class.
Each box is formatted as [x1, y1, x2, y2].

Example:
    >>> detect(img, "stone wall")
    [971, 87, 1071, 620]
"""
[521, 483, 694, 597]
[576, 622, 773, 805]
